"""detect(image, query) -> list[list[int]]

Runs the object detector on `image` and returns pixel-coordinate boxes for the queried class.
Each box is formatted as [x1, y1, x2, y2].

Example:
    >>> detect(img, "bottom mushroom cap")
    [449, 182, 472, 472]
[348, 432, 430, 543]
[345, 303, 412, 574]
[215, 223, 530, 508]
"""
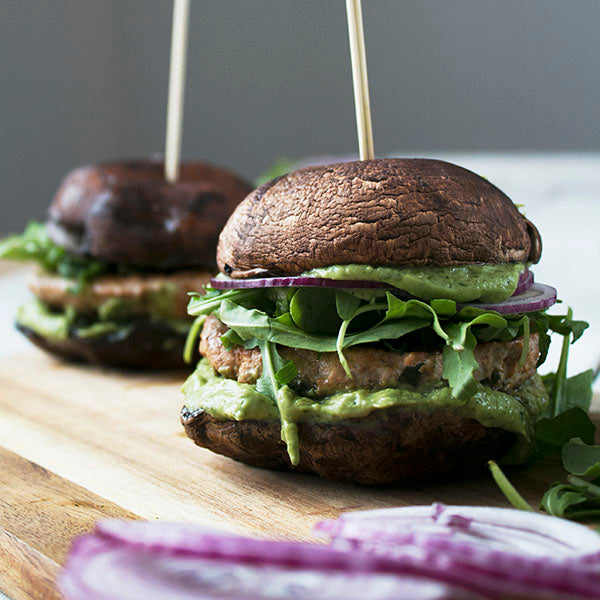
[181, 405, 514, 485]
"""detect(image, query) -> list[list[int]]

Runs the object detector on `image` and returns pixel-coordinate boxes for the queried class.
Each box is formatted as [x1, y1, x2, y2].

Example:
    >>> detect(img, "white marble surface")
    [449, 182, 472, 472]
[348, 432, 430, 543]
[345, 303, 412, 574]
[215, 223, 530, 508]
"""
[1, 153, 599, 388]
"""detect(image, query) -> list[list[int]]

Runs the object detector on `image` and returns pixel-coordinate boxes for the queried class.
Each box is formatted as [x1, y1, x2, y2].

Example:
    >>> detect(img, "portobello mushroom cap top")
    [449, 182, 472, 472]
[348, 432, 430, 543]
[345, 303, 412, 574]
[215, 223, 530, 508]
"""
[217, 158, 542, 278]
[47, 159, 253, 269]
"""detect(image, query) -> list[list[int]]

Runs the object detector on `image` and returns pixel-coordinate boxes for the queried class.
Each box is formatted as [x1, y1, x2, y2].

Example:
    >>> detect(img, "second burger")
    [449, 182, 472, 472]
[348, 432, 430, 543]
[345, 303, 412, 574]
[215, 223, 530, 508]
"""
[0, 159, 252, 369]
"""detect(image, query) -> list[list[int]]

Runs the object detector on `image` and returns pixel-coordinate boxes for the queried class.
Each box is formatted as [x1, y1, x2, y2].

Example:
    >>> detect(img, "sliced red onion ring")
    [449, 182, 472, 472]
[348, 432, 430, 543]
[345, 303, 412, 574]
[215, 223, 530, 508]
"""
[61, 505, 600, 600]
[210, 275, 393, 290]
[316, 504, 600, 600]
[513, 268, 534, 296]
[61, 519, 481, 600]
[210, 268, 534, 296]
[462, 283, 556, 314]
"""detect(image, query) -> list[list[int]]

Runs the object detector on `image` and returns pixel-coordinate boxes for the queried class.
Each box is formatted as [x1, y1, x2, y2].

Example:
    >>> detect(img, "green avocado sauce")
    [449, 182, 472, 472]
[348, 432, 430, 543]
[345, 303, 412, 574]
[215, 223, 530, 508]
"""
[302, 263, 526, 303]
[16, 298, 190, 341]
[183, 358, 548, 465]
[92, 283, 179, 321]
[17, 298, 73, 340]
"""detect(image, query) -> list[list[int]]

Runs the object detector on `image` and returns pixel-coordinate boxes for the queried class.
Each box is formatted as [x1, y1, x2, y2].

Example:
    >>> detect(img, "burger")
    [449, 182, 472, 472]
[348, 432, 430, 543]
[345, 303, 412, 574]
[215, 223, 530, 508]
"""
[0, 159, 252, 369]
[180, 158, 584, 484]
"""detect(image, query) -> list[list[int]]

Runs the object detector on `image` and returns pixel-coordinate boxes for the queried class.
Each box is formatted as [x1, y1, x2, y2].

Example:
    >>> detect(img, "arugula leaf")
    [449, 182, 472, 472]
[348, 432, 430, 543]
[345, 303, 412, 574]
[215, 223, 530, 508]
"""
[542, 308, 594, 418]
[255, 158, 296, 186]
[217, 299, 429, 353]
[516, 316, 530, 367]
[430, 298, 457, 317]
[183, 315, 206, 364]
[188, 289, 262, 317]
[442, 325, 479, 399]
[219, 328, 245, 350]
[0, 221, 62, 266]
[455, 305, 496, 320]
[343, 318, 430, 348]
[0, 221, 111, 291]
[274, 360, 297, 386]
[289, 288, 340, 334]
[336, 317, 353, 378]
[333, 290, 365, 376]
[488, 461, 534, 511]
[440, 313, 508, 399]
[537, 413, 598, 520]
[540, 483, 600, 518]
[563, 369, 594, 411]
[547, 312, 589, 343]
[562, 438, 600, 479]
[535, 408, 596, 453]
[266, 287, 294, 316]
[567, 475, 600, 498]
[334, 295, 389, 378]
[255, 340, 299, 464]
[335, 290, 361, 321]
[541, 478, 600, 519]
[549, 318, 571, 417]
[218, 300, 339, 351]
[255, 339, 284, 398]
[385, 293, 450, 342]
[541, 367, 594, 421]
[534, 319, 552, 367]
[454, 313, 509, 347]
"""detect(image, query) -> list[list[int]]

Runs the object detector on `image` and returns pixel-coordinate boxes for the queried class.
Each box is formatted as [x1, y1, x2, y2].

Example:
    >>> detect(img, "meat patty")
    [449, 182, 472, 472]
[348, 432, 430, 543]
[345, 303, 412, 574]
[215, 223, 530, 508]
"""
[199, 315, 540, 397]
[29, 269, 212, 319]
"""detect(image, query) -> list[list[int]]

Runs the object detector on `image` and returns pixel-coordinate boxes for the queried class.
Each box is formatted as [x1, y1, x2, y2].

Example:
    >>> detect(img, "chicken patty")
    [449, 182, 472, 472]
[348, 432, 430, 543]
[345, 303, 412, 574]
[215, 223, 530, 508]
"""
[29, 269, 212, 319]
[199, 315, 540, 397]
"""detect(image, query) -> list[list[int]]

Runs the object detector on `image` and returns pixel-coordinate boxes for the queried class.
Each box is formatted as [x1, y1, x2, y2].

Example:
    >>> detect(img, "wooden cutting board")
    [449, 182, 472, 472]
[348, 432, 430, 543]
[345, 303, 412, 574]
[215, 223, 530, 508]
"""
[0, 349, 597, 600]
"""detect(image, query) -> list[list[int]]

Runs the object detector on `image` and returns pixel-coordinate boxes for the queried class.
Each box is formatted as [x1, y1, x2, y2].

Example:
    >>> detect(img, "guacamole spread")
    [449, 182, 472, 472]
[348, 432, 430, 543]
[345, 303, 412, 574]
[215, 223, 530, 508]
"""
[16, 298, 190, 341]
[302, 263, 526, 303]
[183, 358, 548, 465]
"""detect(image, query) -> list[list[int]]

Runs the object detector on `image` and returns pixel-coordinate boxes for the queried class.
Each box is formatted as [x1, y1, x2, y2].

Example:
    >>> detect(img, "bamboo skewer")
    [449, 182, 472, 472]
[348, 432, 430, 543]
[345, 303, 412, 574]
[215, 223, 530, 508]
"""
[165, 0, 191, 183]
[345, 0, 374, 160]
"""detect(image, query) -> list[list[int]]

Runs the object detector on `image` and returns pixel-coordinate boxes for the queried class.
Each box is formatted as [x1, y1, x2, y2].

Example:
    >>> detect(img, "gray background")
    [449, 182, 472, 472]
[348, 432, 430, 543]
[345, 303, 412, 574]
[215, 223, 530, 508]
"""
[2, 0, 599, 232]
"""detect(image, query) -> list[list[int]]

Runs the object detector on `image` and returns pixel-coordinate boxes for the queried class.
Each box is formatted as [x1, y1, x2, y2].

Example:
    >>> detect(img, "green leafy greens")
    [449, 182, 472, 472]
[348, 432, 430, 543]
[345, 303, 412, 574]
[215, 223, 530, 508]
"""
[488, 460, 534, 511]
[0, 221, 111, 292]
[188, 285, 553, 402]
[255, 158, 296, 186]
[540, 308, 591, 418]
[538, 438, 600, 519]
[487, 310, 596, 521]
[254, 340, 300, 462]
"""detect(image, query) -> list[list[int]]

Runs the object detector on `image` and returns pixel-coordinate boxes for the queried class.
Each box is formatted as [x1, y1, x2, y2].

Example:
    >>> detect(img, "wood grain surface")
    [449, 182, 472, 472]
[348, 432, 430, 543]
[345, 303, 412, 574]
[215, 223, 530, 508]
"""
[0, 348, 597, 599]
[0, 447, 136, 599]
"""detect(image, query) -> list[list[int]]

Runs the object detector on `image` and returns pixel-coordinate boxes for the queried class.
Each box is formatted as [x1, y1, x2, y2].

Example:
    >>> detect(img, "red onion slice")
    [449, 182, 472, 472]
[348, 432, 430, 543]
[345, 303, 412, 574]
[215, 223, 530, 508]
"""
[210, 269, 534, 296]
[61, 520, 481, 600]
[316, 504, 600, 599]
[513, 268, 534, 296]
[210, 275, 393, 290]
[209, 271, 549, 315]
[61, 505, 600, 600]
[462, 283, 556, 314]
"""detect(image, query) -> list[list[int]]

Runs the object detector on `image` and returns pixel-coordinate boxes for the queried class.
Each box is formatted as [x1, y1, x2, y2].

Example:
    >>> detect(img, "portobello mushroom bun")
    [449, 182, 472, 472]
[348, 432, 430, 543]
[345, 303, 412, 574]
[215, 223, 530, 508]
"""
[0, 159, 252, 369]
[181, 158, 586, 485]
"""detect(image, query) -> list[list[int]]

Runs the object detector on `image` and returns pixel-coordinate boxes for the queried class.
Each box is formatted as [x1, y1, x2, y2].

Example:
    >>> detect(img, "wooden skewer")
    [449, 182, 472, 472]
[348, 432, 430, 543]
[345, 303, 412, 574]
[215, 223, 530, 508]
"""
[345, 0, 374, 160]
[165, 0, 191, 183]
